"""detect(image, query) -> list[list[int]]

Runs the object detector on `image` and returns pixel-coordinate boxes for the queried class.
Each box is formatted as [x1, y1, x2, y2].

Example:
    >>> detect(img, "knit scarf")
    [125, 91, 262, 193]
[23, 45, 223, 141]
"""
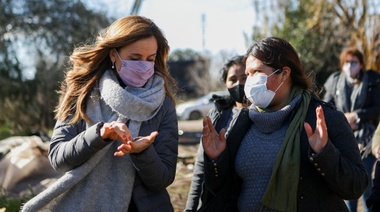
[335, 71, 367, 114]
[335, 71, 374, 155]
[86, 70, 166, 137]
[21, 71, 165, 212]
[257, 87, 311, 212]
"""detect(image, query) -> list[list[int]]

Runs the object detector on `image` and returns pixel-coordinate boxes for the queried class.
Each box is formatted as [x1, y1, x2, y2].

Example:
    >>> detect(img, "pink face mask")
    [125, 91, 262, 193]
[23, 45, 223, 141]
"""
[116, 52, 155, 87]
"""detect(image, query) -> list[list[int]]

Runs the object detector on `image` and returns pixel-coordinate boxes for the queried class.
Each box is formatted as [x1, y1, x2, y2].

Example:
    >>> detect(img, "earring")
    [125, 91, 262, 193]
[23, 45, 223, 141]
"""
[112, 62, 115, 69]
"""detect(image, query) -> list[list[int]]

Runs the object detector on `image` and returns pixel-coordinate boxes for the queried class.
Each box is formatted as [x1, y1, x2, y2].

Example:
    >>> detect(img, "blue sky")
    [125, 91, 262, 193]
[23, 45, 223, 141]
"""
[91, 0, 256, 56]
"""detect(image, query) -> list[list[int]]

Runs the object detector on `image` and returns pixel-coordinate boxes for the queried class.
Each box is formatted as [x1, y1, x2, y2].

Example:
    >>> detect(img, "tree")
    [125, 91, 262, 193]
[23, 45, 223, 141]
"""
[249, 0, 380, 89]
[0, 0, 112, 138]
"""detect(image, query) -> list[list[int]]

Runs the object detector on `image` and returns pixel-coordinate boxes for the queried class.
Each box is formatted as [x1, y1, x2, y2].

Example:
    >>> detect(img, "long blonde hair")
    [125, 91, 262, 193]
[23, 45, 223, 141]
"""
[55, 16, 177, 123]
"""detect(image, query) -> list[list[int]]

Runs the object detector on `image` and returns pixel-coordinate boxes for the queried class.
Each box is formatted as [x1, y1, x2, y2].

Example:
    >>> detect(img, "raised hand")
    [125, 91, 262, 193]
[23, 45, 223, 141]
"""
[114, 131, 158, 156]
[304, 106, 328, 154]
[201, 116, 226, 160]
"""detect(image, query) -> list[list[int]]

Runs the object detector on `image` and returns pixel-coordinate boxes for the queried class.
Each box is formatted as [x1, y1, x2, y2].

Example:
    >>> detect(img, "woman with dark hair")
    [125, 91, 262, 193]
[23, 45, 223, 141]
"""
[200, 37, 368, 211]
[21, 16, 178, 211]
[185, 55, 249, 211]
[323, 47, 380, 212]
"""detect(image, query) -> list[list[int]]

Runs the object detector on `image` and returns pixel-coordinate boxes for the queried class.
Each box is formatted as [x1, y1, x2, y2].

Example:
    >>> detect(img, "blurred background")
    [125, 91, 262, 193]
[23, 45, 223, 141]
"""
[0, 0, 379, 139]
[0, 0, 379, 210]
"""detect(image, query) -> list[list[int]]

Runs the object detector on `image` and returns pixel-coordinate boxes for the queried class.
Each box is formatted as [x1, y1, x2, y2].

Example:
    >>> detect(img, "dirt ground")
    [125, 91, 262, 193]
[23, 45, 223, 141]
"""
[168, 144, 199, 211]
[169, 120, 202, 211]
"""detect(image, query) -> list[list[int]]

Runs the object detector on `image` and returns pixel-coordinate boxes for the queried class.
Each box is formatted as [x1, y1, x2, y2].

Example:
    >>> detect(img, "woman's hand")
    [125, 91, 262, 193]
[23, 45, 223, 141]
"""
[100, 121, 132, 141]
[114, 131, 158, 156]
[344, 112, 359, 131]
[201, 116, 226, 160]
[304, 106, 328, 154]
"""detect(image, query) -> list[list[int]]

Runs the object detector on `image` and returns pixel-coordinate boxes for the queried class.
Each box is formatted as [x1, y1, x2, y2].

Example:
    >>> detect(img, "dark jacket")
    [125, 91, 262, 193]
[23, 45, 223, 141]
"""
[49, 96, 178, 212]
[323, 70, 380, 123]
[185, 95, 236, 211]
[203, 97, 368, 211]
[323, 70, 380, 151]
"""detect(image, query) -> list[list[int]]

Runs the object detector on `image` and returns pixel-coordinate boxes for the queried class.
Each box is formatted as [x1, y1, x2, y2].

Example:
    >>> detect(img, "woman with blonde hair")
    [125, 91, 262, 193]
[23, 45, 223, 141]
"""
[22, 16, 178, 211]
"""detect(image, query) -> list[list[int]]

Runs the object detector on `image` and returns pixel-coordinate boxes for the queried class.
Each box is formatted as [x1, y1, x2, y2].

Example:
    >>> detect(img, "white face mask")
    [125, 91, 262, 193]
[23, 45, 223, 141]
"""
[244, 69, 283, 108]
[342, 62, 360, 79]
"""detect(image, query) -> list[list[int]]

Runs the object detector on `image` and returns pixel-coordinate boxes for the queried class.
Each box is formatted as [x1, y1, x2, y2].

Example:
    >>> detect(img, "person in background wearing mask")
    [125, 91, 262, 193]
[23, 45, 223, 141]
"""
[201, 37, 368, 211]
[323, 47, 380, 212]
[185, 55, 249, 211]
[21, 16, 178, 212]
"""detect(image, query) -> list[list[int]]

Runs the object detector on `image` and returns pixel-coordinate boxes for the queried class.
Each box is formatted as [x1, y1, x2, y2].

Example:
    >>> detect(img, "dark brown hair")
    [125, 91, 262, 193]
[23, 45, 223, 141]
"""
[245, 37, 312, 90]
[220, 55, 246, 83]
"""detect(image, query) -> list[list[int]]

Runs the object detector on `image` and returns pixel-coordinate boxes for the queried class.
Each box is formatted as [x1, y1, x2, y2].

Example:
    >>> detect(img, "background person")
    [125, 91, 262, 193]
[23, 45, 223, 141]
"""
[201, 37, 368, 211]
[323, 47, 380, 212]
[185, 55, 248, 211]
[21, 15, 178, 212]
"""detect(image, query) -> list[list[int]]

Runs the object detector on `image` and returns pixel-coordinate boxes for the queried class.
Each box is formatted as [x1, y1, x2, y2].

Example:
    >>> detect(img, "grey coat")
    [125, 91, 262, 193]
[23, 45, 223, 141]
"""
[48, 96, 178, 212]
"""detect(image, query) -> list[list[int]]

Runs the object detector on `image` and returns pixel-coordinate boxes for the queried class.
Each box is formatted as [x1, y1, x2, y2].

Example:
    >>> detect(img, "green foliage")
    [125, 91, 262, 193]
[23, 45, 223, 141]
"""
[249, 0, 380, 90]
[0, 0, 113, 136]
[0, 190, 34, 212]
[0, 124, 13, 140]
[273, 0, 344, 88]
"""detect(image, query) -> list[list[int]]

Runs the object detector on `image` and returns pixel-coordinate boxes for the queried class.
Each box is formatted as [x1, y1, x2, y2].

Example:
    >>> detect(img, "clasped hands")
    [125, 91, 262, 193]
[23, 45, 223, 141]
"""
[202, 106, 328, 160]
[100, 121, 158, 157]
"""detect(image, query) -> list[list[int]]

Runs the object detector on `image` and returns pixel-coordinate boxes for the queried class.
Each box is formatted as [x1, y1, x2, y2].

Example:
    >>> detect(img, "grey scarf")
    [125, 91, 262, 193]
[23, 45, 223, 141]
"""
[335, 71, 374, 155]
[335, 71, 367, 113]
[248, 95, 302, 133]
[87, 70, 166, 137]
[22, 71, 165, 212]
